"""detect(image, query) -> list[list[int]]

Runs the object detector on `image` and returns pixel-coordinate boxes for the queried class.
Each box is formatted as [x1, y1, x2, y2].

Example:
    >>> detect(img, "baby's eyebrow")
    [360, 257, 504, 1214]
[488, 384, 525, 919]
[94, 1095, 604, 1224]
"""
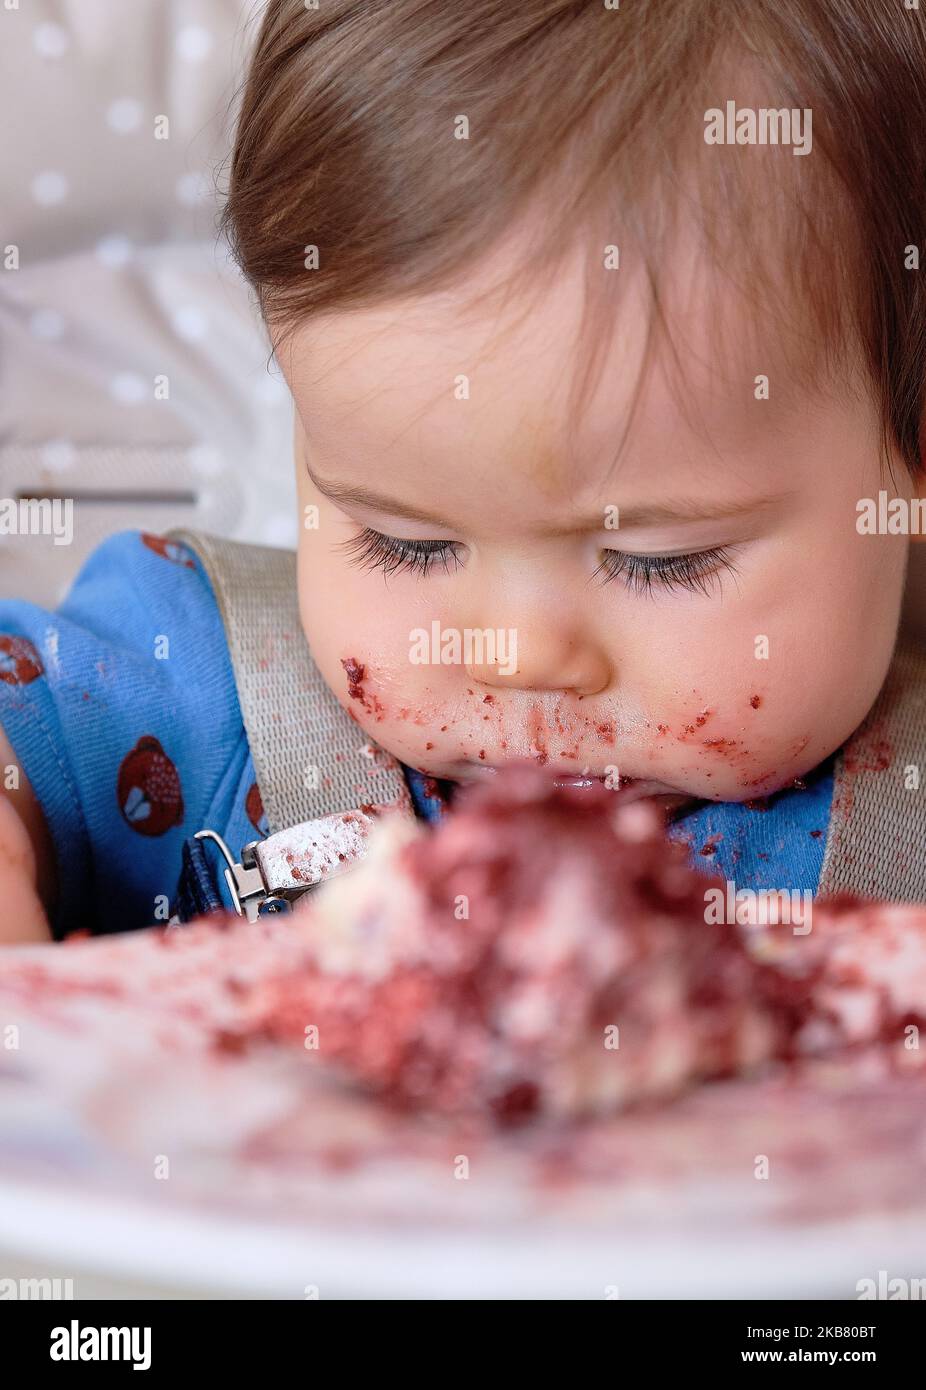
[308, 465, 790, 532]
[605, 492, 792, 529]
[307, 470, 453, 526]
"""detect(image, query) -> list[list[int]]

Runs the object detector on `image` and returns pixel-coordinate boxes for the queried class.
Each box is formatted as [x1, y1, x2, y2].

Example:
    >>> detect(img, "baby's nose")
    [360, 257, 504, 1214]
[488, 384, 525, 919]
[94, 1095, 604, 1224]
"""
[466, 625, 611, 697]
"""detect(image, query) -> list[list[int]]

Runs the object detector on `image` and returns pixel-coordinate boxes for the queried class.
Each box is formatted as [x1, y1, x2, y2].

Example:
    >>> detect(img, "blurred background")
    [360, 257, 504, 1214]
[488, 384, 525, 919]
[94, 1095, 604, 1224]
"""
[0, 0, 295, 608]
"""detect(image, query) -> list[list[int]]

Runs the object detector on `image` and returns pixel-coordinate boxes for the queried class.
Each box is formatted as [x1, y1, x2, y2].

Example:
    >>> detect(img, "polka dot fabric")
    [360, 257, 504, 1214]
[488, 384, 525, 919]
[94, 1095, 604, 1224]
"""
[0, 1, 297, 611]
[6, 0, 243, 258]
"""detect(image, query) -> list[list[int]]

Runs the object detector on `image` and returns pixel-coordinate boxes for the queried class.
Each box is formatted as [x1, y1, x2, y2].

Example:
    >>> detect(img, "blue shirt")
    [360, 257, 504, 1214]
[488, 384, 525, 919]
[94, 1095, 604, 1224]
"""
[0, 529, 831, 939]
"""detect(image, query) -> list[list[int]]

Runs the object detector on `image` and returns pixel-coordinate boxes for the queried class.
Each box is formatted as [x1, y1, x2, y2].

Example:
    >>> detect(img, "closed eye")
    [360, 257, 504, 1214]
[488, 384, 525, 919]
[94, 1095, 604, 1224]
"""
[338, 527, 464, 578]
[592, 545, 739, 596]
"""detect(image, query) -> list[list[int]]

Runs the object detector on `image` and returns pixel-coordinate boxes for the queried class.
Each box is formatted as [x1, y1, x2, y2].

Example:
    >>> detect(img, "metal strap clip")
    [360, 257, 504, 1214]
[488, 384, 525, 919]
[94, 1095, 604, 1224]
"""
[193, 807, 380, 923]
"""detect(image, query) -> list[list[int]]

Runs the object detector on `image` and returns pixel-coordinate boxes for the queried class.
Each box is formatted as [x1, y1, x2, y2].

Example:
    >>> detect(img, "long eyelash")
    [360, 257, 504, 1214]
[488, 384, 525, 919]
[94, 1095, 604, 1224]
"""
[339, 527, 463, 578]
[341, 527, 738, 595]
[593, 545, 739, 596]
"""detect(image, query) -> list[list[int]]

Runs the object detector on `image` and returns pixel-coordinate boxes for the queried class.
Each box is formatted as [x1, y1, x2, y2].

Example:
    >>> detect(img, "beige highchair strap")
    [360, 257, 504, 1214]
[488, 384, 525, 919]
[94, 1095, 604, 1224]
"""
[818, 638, 926, 902]
[167, 528, 412, 836]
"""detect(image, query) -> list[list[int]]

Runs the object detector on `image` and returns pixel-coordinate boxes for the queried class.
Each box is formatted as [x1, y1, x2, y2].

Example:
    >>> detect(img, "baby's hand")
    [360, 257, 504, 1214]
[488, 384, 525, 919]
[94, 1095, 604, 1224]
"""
[0, 793, 52, 944]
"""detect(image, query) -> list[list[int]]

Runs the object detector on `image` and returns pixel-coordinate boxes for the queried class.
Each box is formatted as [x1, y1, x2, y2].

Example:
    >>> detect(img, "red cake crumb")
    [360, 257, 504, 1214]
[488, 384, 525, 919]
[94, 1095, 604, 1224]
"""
[843, 736, 893, 774]
[339, 656, 387, 719]
[340, 656, 366, 701]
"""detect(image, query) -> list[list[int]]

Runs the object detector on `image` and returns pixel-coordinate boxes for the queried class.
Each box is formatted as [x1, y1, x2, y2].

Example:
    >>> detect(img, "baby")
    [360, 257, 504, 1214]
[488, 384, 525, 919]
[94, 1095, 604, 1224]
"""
[2, 0, 925, 943]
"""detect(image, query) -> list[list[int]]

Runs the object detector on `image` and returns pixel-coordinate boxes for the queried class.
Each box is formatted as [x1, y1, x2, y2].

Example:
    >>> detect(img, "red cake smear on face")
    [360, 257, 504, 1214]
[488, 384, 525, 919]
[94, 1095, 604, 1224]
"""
[340, 656, 366, 702]
[240, 767, 796, 1123]
[339, 655, 386, 719]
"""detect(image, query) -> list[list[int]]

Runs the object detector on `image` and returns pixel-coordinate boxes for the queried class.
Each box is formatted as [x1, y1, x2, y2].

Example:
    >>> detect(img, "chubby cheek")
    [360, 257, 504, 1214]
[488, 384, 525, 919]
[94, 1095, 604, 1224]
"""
[637, 672, 818, 800]
[638, 573, 898, 799]
[297, 545, 454, 764]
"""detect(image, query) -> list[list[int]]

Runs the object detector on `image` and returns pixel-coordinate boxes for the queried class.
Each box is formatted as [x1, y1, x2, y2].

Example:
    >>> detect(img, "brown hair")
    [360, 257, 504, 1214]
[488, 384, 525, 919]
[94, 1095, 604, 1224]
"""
[222, 0, 926, 473]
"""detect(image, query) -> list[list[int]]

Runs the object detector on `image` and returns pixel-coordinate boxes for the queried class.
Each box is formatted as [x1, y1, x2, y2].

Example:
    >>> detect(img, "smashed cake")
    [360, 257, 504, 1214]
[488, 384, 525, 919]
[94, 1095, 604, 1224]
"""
[3, 767, 925, 1128]
[229, 767, 926, 1121]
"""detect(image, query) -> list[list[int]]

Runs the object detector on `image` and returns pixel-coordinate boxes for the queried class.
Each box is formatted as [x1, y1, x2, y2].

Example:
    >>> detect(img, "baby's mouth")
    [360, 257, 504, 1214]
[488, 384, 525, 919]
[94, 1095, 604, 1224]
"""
[450, 756, 695, 817]
[457, 759, 693, 809]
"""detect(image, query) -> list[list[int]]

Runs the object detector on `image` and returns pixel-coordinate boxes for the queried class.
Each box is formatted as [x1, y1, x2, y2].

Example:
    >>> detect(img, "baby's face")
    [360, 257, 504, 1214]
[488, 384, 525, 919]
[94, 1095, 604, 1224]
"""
[279, 234, 916, 809]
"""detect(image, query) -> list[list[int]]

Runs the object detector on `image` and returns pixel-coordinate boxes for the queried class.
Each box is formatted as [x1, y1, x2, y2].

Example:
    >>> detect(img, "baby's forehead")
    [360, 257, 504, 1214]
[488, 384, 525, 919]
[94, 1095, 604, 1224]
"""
[280, 226, 849, 501]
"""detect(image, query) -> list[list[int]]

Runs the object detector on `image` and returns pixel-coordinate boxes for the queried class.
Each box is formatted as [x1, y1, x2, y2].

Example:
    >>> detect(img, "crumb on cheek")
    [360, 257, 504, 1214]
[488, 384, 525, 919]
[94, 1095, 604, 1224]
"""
[340, 656, 365, 701]
[339, 655, 386, 720]
[679, 708, 713, 737]
[644, 694, 821, 795]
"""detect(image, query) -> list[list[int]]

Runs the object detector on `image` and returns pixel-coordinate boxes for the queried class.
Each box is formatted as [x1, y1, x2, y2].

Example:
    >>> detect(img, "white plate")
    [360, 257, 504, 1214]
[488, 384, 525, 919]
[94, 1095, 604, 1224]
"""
[3, 927, 925, 1300]
[1, 1165, 925, 1300]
